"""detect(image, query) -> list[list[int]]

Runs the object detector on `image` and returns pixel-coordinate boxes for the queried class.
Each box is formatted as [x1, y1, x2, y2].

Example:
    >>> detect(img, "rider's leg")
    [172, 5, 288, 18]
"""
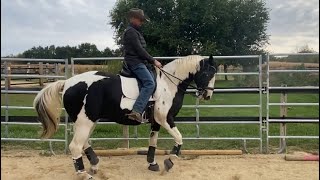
[127, 63, 155, 121]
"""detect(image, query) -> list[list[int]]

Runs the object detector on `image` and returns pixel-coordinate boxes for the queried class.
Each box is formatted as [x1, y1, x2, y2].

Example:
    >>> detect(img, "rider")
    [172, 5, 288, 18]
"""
[123, 8, 162, 122]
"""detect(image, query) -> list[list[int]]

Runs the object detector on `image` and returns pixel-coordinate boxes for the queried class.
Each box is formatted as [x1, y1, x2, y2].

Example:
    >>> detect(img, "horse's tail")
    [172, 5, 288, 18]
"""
[33, 80, 65, 139]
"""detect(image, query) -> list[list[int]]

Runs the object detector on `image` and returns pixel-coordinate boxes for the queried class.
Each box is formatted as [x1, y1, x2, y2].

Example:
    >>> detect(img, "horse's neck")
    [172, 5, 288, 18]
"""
[160, 57, 200, 92]
[163, 64, 196, 81]
[162, 60, 198, 83]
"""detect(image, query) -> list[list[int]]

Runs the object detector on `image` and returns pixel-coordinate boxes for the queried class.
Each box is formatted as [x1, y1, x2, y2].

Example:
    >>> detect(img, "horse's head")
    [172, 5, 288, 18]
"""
[194, 55, 217, 100]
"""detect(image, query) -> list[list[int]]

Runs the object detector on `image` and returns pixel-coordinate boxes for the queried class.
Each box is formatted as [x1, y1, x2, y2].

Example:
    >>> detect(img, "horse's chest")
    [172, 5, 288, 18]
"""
[154, 91, 177, 114]
[162, 89, 185, 117]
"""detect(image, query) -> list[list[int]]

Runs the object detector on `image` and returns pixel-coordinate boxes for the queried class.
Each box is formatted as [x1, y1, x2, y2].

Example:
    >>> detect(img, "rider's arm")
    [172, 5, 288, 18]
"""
[126, 29, 155, 64]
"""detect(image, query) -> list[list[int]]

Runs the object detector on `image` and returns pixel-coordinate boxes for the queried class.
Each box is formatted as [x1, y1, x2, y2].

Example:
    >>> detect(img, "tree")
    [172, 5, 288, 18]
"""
[102, 47, 114, 57]
[16, 43, 121, 64]
[77, 43, 102, 57]
[55, 45, 77, 61]
[112, 48, 123, 56]
[110, 0, 269, 68]
[270, 44, 319, 63]
[297, 45, 316, 53]
[290, 45, 318, 63]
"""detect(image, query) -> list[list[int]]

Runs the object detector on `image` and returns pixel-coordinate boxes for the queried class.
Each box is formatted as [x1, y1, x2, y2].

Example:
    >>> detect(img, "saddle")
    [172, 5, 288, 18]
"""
[120, 61, 157, 83]
[120, 61, 133, 77]
[119, 61, 158, 123]
[120, 61, 157, 94]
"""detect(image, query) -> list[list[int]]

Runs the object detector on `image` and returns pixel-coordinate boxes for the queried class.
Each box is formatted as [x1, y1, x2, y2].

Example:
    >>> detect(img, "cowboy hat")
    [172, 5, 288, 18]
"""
[128, 8, 150, 22]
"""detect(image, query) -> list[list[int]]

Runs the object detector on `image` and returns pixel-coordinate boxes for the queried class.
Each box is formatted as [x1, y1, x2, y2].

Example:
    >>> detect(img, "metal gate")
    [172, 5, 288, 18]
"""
[2, 54, 318, 154]
[265, 53, 319, 153]
[1, 58, 69, 153]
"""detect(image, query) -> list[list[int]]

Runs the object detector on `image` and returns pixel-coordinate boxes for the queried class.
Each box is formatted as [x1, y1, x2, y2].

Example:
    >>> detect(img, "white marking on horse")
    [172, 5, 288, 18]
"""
[206, 76, 216, 98]
[149, 131, 159, 147]
[154, 55, 204, 122]
[69, 107, 95, 159]
[63, 71, 108, 94]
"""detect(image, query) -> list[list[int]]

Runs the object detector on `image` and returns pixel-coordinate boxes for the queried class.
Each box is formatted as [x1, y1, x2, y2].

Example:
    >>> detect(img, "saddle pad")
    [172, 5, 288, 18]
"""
[120, 75, 156, 100]
[120, 96, 135, 110]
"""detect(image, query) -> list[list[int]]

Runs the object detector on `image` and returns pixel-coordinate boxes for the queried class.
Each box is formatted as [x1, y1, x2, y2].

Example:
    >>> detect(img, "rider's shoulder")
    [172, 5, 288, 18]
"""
[125, 27, 139, 37]
[125, 26, 136, 32]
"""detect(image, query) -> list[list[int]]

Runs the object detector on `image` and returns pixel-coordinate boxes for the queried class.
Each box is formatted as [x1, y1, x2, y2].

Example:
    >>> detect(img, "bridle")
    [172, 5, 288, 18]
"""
[156, 66, 215, 98]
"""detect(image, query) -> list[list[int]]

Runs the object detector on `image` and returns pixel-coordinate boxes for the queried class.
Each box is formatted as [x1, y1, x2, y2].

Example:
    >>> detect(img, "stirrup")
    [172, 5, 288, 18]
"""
[141, 111, 149, 123]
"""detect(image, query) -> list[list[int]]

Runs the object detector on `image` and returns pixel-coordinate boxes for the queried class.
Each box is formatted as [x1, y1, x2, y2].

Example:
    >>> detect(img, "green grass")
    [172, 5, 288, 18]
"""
[1, 80, 319, 153]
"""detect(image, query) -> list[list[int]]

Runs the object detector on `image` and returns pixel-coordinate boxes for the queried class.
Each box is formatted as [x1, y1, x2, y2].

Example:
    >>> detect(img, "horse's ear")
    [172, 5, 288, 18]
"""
[209, 54, 214, 65]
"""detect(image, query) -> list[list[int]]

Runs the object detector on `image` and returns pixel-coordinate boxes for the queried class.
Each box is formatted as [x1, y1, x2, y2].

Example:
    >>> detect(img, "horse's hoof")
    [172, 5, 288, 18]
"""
[89, 168, 98, 175]
[77, 171, 94, 180]
[89, 165, 99, 175]
[148, 163, 160, 171]
[164, 158, 174, 172]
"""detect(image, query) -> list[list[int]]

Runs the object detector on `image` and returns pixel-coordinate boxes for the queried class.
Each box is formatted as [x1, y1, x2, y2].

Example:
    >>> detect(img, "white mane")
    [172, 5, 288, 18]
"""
[162, 55, 204, 80]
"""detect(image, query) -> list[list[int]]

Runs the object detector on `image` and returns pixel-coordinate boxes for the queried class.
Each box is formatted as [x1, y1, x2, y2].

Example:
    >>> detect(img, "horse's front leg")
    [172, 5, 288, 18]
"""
[159, 117, 183, 172]
[147, 122, 161, 171]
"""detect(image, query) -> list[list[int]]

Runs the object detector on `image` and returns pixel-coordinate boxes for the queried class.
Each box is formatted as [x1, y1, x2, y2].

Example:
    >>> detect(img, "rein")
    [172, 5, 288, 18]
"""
[156, 67, 214, 97]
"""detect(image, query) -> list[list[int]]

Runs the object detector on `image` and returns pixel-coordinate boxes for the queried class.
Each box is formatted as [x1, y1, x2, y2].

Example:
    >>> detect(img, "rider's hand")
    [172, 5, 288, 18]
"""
[154, 60, 162, 68]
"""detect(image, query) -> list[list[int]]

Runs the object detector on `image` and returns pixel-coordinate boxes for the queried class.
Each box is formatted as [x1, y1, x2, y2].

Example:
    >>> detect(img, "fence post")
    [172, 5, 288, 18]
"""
[258, 55, 263, 153]
[6, 62, 11, 89]
[46, 63, 50, 82]
[64, 58, 69, 154]
[195, 97, 200, 138]
[122, 126, 130, 148]
[278, 84, 287, 153]
[71, 58, 74, 76]
[4, 61, 10, 137]
[26, 62, 31, 81]
[54, 63, 59, 82]
[39, 62, 44, 87]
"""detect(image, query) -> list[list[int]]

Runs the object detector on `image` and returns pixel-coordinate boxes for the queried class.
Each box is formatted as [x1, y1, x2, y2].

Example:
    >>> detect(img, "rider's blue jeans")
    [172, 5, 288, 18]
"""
[129, 63, 155, 114]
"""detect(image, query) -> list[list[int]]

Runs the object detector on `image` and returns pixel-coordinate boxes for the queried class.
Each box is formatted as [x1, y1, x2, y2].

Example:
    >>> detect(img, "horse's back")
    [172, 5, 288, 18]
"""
[63, 71, 107, 91]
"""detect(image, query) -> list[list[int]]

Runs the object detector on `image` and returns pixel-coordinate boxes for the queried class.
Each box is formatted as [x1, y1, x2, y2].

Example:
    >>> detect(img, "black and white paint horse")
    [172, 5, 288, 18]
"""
[33, 55, 217, 179]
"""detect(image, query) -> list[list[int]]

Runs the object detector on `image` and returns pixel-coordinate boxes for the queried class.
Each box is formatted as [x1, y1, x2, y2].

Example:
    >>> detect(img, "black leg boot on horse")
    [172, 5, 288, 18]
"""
[84, 146, 100, 175]
[147, 122, 161, 171]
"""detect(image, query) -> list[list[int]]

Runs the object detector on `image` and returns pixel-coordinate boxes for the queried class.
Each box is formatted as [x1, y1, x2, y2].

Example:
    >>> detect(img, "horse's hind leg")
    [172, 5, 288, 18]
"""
[83, 124, 99, 175]
[69, 113, 94, 179]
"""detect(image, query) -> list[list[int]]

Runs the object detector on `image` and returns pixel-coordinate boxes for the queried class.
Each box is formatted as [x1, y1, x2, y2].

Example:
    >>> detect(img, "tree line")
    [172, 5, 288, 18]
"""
[7, 43, 120, 64]
[270, 45, 319, 63]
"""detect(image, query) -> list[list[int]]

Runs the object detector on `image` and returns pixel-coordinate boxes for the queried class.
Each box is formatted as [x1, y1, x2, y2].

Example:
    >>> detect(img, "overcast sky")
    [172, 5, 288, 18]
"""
[1, 0, 319, 56]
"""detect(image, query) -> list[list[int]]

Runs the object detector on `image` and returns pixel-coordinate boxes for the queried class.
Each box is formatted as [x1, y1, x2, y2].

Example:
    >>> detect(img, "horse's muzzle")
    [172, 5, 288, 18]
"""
[204, 95, 211, 100]
[202, 90, 212, 100]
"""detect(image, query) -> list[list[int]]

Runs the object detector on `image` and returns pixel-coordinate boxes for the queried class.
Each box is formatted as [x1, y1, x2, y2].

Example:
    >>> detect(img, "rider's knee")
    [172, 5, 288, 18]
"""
[146, 79, 155, 90]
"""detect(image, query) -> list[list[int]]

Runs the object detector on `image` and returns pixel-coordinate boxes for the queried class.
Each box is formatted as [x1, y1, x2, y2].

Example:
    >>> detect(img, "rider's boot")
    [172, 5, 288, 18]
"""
[127, 110, 143, 122]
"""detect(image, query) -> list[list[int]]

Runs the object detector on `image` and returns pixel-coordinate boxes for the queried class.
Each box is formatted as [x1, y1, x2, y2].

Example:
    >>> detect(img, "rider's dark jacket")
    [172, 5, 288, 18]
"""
[123, 24, 155, 67]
